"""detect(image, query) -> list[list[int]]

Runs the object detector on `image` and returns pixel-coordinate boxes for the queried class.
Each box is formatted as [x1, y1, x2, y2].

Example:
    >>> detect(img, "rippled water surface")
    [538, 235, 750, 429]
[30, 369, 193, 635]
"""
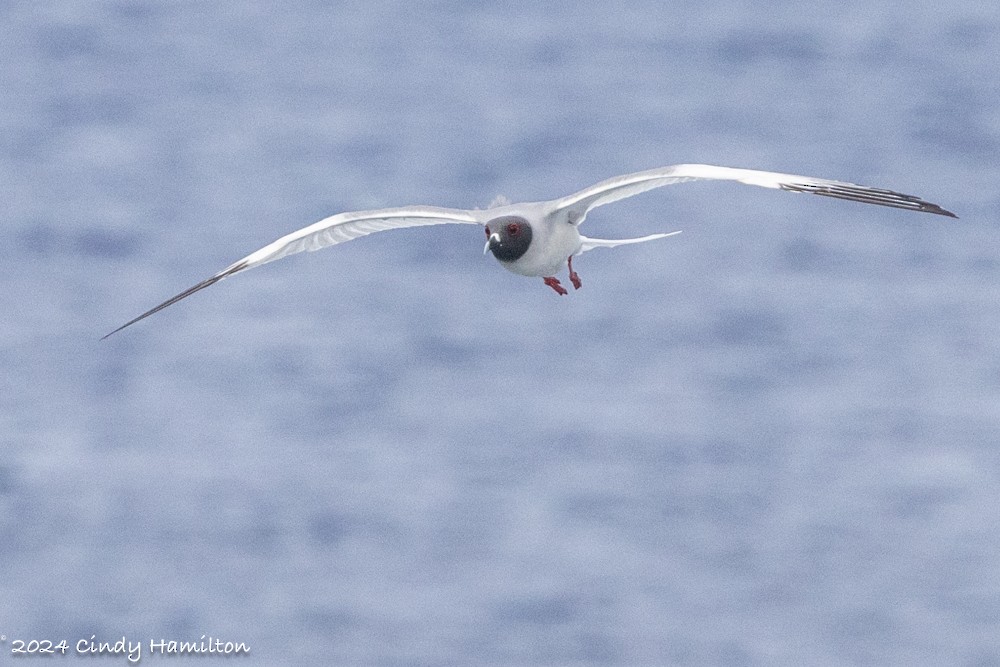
[3, 1, 999, 664]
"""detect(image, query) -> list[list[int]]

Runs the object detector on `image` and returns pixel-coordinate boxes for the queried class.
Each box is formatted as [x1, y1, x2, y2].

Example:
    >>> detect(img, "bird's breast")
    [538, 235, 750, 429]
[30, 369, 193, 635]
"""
[498, 221, 581, 277]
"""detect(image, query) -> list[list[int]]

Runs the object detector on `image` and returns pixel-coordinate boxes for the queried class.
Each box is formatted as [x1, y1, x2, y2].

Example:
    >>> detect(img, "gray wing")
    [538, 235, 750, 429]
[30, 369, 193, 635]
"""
[103, 205, 482, 338]
[552, 163, 957, 223]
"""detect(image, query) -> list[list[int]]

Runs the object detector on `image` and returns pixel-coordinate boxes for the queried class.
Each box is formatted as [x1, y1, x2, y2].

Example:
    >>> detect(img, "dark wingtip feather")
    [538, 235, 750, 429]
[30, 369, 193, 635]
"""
[101, 262, 248, 340]
[780, 182, 957, 218]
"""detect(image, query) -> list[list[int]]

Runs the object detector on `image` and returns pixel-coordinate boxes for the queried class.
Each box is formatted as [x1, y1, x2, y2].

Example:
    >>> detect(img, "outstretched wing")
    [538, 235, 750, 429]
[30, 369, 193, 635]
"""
[552, 164, 957, 223]
[103, 205, 482, 338]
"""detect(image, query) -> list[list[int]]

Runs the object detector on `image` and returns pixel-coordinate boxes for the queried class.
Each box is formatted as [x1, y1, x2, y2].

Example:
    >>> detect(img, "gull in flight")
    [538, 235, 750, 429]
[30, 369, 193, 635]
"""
[103, 163, 955, 338]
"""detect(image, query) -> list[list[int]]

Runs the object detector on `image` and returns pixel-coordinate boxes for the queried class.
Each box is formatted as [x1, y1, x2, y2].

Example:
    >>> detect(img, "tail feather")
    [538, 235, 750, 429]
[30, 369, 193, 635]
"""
[578, 230, 681, 254]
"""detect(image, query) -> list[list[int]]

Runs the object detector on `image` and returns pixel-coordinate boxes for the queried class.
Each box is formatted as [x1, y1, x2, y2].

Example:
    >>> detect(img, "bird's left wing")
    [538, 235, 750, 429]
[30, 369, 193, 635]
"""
[103, 206, 483, 338]
[551, 163, 957, 223]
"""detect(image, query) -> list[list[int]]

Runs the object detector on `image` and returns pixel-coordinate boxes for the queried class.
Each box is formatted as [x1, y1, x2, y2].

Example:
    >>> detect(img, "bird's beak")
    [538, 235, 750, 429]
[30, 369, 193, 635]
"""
[483, 232, 501, 255]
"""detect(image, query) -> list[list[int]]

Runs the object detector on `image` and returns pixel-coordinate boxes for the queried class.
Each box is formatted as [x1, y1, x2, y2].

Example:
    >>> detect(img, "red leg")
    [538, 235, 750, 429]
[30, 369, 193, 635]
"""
[543, 276, 568, 296]
[567, 255, 582, 290]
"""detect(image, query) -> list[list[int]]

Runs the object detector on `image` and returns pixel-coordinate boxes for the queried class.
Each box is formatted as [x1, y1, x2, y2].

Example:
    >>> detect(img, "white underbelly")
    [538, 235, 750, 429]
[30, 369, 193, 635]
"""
[499, 222, 582, 277]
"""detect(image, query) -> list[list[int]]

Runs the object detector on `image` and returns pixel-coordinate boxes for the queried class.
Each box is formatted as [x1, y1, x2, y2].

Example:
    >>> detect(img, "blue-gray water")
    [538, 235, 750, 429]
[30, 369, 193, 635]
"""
[3, 2, 999, 665]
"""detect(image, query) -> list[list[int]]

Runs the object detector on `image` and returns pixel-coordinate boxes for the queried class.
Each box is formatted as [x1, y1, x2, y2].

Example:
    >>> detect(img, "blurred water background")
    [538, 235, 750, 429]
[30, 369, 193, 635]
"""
[3, 1, 1000, 664]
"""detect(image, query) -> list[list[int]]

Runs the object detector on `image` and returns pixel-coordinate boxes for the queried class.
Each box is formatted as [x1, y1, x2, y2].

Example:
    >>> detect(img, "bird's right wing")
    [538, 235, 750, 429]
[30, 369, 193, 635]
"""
[103, 206, 483, 338]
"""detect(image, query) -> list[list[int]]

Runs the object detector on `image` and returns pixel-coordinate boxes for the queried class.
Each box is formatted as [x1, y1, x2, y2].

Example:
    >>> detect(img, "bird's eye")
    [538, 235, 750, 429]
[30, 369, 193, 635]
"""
[506, 222, 520, 236]
[484, 226, 491, 237]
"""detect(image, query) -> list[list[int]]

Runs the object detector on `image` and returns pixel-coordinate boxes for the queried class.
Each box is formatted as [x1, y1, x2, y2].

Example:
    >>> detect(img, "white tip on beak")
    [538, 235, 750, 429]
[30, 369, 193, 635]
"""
[483, 232, 500, 255]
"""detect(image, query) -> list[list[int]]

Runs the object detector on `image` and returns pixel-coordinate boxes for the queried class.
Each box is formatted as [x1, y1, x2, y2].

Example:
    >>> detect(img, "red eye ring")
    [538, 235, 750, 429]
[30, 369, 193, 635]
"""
[506, 222, 520, 236]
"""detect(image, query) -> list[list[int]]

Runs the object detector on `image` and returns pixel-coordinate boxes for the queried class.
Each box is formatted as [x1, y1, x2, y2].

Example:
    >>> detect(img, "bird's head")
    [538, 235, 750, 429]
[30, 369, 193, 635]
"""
[483, 215, 533, 262]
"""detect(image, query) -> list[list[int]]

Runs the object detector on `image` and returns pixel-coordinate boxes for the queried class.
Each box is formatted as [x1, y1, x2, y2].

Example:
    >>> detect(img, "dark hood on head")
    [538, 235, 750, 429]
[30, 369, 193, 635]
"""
[486, 215, 532, 262]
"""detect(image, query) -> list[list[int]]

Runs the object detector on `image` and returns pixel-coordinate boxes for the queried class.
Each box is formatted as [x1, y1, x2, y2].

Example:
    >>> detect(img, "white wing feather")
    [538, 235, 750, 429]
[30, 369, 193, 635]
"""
[103, 206, 481, 338]
[237, 205, 481, 270]
[553, 163, 956, 222]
